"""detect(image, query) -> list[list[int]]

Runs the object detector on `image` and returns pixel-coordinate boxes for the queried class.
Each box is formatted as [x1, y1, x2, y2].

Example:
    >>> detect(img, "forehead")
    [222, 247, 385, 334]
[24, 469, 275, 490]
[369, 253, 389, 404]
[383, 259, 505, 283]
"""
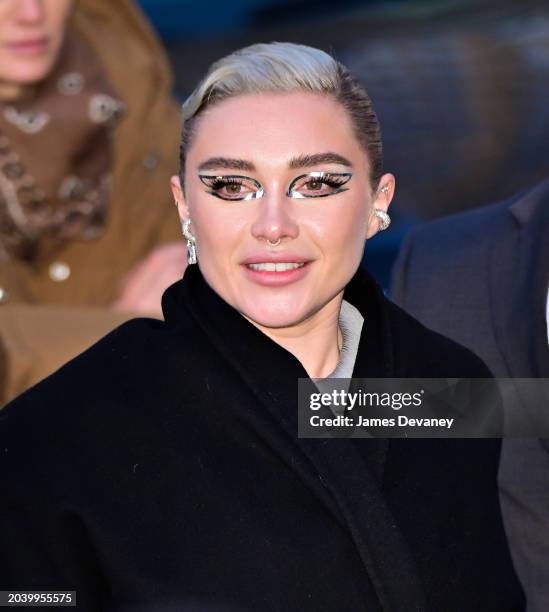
[187, 92, 366, 172]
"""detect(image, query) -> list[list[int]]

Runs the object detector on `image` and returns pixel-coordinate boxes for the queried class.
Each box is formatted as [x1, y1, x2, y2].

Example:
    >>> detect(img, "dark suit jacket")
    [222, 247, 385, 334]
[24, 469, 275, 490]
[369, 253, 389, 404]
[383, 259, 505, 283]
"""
[0, 265, 524, 611]
[391, 179, 549, 612]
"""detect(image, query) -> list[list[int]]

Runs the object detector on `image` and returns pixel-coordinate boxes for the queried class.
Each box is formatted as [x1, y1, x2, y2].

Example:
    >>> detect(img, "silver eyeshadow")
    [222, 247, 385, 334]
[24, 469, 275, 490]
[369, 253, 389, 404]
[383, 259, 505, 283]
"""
[198, 171, 352, 201]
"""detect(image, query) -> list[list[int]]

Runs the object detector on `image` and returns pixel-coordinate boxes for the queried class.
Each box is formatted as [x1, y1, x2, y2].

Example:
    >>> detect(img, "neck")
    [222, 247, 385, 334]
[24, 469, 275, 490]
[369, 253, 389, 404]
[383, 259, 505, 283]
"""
[249, 292, 344, 379]
[0, 81, 25, 102]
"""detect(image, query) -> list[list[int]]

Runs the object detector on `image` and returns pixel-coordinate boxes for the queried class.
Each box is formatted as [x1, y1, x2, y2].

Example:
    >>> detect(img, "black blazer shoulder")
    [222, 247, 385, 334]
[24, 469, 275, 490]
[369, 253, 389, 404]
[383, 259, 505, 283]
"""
[385, 296, 493, 378]
[392, 178, 549, 303]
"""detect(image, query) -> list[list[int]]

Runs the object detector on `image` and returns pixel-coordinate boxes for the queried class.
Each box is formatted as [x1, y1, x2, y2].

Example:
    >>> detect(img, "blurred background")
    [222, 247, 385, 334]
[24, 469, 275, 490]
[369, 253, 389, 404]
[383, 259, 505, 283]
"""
[138, 0, 549, 287]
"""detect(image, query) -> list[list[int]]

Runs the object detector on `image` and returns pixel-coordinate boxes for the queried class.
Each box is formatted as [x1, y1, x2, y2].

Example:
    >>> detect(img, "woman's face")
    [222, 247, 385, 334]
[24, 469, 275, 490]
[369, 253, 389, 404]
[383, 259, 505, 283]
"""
[0, 0, 73, 86]
[173, 91, 393, 330]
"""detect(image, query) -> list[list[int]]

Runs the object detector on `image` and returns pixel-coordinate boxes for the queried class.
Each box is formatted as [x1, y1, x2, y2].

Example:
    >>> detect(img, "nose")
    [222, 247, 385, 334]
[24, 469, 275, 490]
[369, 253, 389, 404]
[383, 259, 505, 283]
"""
[250, 185, 299, 245]
[15, 0, 44, 23]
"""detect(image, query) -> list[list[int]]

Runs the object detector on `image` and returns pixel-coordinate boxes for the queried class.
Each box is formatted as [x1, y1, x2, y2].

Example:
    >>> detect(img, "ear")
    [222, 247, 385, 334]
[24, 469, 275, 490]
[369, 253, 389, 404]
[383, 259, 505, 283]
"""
[170, 175, 190, 222]
[366, 173, 395, 239]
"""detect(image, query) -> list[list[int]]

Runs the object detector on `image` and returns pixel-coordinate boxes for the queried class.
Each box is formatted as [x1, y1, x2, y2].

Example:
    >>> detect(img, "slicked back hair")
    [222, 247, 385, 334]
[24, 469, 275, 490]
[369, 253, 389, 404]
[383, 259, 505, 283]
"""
[179, 42, 383, 191]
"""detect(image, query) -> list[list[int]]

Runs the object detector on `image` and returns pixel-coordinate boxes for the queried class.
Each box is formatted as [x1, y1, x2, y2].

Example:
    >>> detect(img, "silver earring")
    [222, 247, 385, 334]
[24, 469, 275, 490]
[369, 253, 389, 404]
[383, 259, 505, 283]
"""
[373, 209, 391, 231]
[182, 218, 197, 264]
[380, 185, 389, 194]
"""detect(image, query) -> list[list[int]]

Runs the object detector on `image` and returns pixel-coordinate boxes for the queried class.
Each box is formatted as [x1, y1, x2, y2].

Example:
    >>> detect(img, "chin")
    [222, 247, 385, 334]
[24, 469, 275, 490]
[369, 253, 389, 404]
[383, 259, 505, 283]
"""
[238, 296, 316, 330]
[8, 59, 56, 85]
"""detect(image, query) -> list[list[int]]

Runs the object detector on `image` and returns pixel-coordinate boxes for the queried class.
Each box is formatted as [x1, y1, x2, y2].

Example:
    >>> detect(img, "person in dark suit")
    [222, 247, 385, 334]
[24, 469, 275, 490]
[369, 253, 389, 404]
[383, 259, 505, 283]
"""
[0, 42, 524, 611]
[391, 178, 549, 612]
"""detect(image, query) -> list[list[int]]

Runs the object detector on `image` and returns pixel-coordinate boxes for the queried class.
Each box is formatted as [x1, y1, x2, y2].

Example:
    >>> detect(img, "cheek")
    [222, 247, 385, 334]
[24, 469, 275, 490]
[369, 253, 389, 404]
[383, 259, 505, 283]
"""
[41, 1, 72, 58]
[49, 0, 74, 28]
[303, 197, 369, 257]
[48, 12, 71, 48]
[189, 196, 248, 260]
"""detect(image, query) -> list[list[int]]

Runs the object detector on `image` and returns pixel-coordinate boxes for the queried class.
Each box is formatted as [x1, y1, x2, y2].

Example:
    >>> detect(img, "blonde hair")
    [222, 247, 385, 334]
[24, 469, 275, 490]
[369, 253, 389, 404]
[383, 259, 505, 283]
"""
[179, 42, 383, 189]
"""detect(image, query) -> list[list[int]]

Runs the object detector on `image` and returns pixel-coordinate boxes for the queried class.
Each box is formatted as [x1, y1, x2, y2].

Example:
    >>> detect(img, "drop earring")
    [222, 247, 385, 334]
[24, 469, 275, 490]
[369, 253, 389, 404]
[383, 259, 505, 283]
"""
[182, 218, 197, 265]
[373, 209, 391, 231]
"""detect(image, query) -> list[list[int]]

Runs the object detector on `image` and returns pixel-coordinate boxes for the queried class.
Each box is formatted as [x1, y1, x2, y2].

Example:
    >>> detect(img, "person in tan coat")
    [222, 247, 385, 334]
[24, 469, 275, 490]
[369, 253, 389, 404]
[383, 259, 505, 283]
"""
[0, 0, 186, 403]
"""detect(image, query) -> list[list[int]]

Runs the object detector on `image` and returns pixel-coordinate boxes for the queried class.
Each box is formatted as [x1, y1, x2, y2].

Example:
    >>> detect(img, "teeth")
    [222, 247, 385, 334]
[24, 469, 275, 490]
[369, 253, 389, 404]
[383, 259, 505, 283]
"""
[248, 262, 305, 272]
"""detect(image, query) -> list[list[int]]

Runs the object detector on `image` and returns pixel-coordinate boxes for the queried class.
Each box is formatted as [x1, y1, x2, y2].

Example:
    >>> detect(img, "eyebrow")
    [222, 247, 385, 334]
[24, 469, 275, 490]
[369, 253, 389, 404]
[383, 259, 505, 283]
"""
[197, 152, 353, 172]
[288, 152, 353, 169]
[198, 157, 254, 172]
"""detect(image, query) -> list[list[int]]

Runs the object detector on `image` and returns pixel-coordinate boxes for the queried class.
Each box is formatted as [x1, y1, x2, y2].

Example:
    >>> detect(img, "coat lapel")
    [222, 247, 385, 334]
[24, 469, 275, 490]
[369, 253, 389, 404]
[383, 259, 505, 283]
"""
[174, 265, 426, 611]
[489, 182, 549, 379]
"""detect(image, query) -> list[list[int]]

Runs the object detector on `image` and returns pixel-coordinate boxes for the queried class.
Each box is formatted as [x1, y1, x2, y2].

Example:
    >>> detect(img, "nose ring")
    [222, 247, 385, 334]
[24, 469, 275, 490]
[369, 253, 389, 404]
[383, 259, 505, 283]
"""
[267, 238, 281, 246]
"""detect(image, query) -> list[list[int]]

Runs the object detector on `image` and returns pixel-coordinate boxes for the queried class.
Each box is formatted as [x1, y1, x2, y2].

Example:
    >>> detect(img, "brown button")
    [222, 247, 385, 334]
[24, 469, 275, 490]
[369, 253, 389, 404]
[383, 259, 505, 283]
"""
[48, 261, 71, 282]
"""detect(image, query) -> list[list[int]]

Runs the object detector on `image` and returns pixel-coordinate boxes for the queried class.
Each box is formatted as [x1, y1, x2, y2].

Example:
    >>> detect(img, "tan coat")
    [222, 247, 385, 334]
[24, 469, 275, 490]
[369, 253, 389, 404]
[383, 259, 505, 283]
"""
[0, 0, 182, 403]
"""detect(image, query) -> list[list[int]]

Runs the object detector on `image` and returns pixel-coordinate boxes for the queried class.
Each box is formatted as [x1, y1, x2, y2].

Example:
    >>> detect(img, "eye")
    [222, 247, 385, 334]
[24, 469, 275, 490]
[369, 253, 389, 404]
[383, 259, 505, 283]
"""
[288, 172, 352, 199]
[199, 175, 263, 201]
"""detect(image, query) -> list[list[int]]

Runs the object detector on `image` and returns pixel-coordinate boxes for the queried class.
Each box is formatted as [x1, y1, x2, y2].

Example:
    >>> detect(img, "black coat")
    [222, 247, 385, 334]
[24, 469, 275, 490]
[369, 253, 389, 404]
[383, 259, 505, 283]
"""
[0, 264, 524, 611]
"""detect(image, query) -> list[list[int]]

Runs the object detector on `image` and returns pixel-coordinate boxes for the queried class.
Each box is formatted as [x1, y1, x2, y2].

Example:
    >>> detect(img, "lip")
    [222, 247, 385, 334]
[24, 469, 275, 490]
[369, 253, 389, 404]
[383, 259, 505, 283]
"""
[241, 252, 311, 265]
[5, 37, 49, 56]
[241, 252, 313, 287]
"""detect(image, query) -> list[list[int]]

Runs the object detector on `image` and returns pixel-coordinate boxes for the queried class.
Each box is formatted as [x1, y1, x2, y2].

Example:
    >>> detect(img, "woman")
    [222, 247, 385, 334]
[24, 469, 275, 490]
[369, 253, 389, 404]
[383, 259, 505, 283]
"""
[0, 0, 184, 403]
[0, 43, 524, 611]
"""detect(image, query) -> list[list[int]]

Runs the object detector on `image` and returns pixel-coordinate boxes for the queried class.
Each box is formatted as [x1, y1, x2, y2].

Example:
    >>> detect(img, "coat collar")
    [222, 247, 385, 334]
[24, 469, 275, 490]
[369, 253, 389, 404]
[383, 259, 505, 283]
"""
[163, 264, 426, 611]
[489, 180, 549, 378]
